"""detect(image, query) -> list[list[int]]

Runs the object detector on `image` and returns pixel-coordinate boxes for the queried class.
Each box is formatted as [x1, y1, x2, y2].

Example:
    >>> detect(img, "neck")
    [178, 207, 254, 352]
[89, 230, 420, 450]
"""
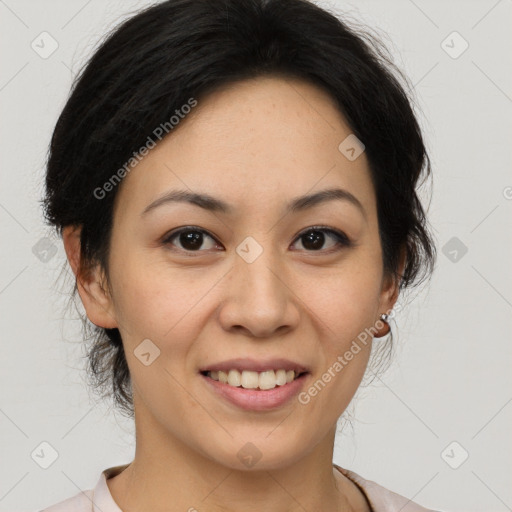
[107, 398, 369, 512]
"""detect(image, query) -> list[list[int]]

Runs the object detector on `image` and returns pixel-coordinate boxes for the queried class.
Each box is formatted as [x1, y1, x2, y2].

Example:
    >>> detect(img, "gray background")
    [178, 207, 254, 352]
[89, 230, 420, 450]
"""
[0, 1, 511, 511]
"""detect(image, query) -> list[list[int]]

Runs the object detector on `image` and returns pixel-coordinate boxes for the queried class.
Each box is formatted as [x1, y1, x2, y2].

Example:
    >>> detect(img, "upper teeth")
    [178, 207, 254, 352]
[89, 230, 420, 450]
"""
[208, 369, 298, 390]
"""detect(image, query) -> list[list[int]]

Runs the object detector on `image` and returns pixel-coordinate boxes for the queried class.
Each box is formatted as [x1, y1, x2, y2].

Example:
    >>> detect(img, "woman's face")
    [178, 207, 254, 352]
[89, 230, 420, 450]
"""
[82, 76, 400, 469]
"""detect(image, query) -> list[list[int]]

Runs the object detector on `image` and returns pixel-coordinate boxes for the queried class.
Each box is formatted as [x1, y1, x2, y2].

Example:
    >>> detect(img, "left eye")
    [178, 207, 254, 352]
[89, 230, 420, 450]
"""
[162, 226, 350, 254]
[292, 226, 351, 252]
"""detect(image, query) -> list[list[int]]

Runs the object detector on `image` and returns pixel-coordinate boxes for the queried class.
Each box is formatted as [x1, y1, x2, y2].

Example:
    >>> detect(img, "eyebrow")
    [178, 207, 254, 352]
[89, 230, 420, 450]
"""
[141, 187, 366, 219]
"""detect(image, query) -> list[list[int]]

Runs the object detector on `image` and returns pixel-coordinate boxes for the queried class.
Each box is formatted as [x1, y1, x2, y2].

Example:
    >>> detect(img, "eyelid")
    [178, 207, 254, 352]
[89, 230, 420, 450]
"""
[161, 226, 223, 252]
[292, 225, 352, 252]
[162, 225, 352, 254]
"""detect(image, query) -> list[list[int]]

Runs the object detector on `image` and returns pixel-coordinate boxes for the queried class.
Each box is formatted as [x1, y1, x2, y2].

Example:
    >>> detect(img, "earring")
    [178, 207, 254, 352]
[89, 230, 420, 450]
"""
[373, 313, 391, 339]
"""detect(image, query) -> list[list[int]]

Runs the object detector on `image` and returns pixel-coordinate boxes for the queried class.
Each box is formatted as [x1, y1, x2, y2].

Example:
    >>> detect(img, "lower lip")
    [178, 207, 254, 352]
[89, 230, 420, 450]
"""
[200, 373, 309, 411]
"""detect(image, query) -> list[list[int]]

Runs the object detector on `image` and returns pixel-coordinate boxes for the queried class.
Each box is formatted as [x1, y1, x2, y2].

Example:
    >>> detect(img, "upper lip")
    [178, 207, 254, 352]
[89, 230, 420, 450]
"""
[199, 358, 309, 374]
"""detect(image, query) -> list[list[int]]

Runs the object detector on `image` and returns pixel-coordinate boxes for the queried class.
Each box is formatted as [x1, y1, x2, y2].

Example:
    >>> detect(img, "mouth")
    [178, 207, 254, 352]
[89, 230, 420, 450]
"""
[200, 368, 309, 391]
[199, 360, 311, 411]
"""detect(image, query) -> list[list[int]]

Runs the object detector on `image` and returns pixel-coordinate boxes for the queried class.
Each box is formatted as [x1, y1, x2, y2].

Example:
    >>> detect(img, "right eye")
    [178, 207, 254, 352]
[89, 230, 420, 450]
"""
[162, 227, 222, 254]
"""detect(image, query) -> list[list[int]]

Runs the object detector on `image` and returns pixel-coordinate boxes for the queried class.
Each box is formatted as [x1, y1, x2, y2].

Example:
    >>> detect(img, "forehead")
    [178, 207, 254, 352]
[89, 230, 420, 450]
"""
[113, 76, 376, 221]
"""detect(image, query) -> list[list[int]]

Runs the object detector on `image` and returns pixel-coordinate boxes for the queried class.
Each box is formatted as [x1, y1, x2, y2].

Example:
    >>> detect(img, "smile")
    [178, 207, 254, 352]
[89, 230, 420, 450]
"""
[202, 369, 306, 390]
[200, 370, 310, 411]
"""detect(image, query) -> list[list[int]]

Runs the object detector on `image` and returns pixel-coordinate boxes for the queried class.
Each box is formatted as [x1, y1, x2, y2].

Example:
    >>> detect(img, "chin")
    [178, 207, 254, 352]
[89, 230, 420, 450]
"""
[196, 430, 314, 472]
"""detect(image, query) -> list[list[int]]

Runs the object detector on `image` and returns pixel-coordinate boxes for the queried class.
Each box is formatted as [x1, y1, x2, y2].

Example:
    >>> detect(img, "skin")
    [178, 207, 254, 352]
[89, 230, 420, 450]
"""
[63, 76, 404, 512]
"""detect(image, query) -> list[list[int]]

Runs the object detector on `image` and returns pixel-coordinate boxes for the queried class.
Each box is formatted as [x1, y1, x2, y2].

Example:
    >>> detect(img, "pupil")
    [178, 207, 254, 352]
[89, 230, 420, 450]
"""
[303, 230, 324, 250]
[177, 230, 326, 251]
[180, 231, 202, 250]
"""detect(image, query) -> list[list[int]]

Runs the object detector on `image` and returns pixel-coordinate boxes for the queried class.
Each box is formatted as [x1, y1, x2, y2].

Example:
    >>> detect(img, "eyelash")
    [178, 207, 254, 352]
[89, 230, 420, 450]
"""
[161, 225, 352, 256]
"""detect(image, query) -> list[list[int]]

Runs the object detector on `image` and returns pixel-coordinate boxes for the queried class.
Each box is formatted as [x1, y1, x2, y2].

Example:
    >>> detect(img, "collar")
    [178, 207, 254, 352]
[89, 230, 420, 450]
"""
[93, 462, 430, 512]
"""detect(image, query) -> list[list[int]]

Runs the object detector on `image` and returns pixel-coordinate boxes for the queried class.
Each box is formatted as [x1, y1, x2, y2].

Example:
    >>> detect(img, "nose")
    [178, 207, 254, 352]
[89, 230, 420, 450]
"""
[217, 247, 301, 339]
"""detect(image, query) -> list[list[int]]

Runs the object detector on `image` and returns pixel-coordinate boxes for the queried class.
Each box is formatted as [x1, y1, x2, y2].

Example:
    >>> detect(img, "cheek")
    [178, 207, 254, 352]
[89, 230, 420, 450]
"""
[295, 261, 383, 344]
[110, 259, 207, 413]
[110, 251, 216, 356]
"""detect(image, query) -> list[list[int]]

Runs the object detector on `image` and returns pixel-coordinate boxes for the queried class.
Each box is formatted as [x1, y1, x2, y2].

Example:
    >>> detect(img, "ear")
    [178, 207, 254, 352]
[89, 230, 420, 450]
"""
[377, 245, 406, 316]
[62, 225, 118, 329]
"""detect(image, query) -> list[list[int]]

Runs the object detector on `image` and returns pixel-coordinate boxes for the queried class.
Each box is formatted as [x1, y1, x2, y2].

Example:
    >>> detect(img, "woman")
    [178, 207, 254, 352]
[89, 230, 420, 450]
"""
[40, 0, 438, 510]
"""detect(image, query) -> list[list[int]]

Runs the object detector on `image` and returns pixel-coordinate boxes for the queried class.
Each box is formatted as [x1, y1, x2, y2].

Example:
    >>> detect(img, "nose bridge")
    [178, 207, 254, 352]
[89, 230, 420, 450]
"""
[234, 234, 283, 300]
[217, 233, 299, 336]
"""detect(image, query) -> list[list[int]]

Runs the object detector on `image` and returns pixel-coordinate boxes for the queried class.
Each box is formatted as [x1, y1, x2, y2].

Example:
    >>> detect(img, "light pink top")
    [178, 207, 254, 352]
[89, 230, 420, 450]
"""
[39, 463, 439, 511]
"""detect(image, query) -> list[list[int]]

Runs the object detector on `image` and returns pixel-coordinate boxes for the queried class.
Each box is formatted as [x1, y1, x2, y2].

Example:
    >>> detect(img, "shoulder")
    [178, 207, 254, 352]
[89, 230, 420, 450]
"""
[38, 464, 128, 512]
[334, 464, 441, 512]
[39, 488, 94, 512]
